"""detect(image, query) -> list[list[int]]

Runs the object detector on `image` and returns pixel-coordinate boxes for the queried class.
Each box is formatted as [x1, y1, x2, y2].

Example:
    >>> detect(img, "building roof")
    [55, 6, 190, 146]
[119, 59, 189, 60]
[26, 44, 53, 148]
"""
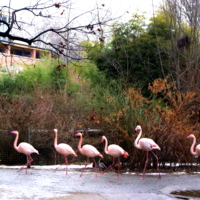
[0, 39, 51, 52]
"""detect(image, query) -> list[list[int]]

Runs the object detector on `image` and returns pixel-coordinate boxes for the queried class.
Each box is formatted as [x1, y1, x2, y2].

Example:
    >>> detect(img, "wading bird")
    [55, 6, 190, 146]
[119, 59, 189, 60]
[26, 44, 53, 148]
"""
[53, 129, 77, 175]
[93, 159, 107, 171]
[187, 134, 200, 156]
[101, 136, 129, 178]
[134, 125, 161, 179]
[75, 132, 103, 177]
[11, 131, 39, 174]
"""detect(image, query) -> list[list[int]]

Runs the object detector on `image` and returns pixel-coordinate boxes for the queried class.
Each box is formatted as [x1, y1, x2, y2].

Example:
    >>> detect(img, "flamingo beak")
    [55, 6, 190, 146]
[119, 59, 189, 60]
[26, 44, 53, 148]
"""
[123, 152, 129, 158]
[74, 133, 80, 137]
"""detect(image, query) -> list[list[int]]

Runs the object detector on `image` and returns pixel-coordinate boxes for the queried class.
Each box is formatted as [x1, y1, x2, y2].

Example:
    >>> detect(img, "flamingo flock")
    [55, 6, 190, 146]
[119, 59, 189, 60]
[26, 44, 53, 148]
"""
[134, 125, 161, 179]
[75, 132, 103, 178]
[10, 125, 198, 179]
[11, 131, 39, 175]
[53, 129, 77, 175]
[101, 135, 129, 178]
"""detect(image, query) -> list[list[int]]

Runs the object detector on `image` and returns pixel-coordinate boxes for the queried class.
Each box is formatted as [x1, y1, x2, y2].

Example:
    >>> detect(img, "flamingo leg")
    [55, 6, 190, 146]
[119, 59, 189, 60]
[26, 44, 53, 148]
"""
[141, 151, 149, 179]
[20, 155, 33, 175]
[151, 151, 161, 179]
[101, 164, 114, 175]
[80, 157, 89, 177]
[115, 158, 120, 179]
[101, 157, 115, 175]
[65, 157, 68, 175]
[54, 156, 69, 175]
[93, 158, 98, 178]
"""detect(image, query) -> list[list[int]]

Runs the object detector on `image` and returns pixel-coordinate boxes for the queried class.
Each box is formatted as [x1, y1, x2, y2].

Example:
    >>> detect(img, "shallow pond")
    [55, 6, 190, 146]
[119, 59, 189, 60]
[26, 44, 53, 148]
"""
[1, 165, 200, 199]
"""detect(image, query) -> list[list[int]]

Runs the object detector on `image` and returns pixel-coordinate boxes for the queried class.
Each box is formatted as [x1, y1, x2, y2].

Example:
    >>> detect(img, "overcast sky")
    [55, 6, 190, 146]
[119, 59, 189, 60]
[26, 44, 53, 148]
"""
[0, 0, 162, 45]
[0, 0, 162, 22]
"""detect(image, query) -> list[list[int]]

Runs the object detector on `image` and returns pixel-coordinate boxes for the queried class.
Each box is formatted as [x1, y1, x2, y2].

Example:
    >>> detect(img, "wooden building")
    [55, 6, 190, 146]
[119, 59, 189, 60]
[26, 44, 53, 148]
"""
[0, 10, 53, 73]
[0, 40, 51, 67]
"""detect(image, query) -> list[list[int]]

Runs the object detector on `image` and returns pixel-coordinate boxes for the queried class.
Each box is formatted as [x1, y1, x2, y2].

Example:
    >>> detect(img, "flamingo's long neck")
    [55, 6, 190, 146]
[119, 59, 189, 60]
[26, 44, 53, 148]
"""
[54, 131, 58, 148]
[13, 133, 19, 151]
[103, 136, 109, 154]
[134, 128, 142, 149]
[190, 135, 197, 156]
[77, 134, 83, 153]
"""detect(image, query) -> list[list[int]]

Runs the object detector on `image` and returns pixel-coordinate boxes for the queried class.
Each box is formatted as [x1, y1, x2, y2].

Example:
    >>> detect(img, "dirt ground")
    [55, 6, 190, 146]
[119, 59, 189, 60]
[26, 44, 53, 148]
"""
[0, 165, 200, 199]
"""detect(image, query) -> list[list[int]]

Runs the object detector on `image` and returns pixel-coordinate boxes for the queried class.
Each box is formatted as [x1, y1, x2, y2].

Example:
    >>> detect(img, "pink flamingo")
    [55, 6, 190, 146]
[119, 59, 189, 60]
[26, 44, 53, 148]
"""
[134, 125, 161, 179]
[187, 134, 200, 156]
[101, 136, 129, 178]
[53, 129, 77, 175]
[11, 131, 39, 174]
[75, 132, 103, 177]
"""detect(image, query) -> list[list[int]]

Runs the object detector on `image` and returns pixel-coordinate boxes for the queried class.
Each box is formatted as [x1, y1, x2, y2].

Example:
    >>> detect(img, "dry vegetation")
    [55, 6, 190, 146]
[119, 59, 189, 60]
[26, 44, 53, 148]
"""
[93, 76, 200, 172]
[1, 75, 200, 173]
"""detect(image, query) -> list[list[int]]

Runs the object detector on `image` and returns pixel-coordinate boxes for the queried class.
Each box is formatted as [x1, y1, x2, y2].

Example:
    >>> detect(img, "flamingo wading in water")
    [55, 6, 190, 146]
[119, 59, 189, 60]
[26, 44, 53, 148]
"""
[101, 136, 129, 178]
[134, 125, 161, 179]
[187, 134, 200, 156]
[11, 131, 39, 174]
[53, 129, 77, 175]
[75, 132, 103, 177]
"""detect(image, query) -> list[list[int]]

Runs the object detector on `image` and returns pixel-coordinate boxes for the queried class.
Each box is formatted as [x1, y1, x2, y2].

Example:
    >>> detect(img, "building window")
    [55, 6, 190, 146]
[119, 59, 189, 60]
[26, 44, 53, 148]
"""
[24, 50, 30, 57]
[14, 49, 23, 56]
[11, 48, 30, 57]
[36, 52, 40, 58]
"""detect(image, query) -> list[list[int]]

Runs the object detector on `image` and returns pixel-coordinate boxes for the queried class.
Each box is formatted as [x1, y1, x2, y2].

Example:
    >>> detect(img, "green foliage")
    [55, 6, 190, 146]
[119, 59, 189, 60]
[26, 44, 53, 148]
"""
[0, 74, 16, 94]
[148, 11, 172, 39]
[0, 57, 80, 96]
[82, 13, 171, 97]
[74, 60, 145, 137]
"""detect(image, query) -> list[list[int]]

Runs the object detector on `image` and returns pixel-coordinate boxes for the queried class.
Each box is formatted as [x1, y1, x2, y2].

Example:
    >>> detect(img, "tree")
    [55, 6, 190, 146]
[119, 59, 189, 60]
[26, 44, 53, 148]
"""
[160, 0, 200, 92]
[0, 0, 115, 60]
[84, 14, 170, 97]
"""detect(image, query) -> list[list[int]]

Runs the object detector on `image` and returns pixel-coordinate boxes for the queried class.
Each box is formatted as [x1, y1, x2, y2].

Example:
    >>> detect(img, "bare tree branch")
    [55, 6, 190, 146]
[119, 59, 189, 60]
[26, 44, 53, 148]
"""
[0, 0, 116, 60]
